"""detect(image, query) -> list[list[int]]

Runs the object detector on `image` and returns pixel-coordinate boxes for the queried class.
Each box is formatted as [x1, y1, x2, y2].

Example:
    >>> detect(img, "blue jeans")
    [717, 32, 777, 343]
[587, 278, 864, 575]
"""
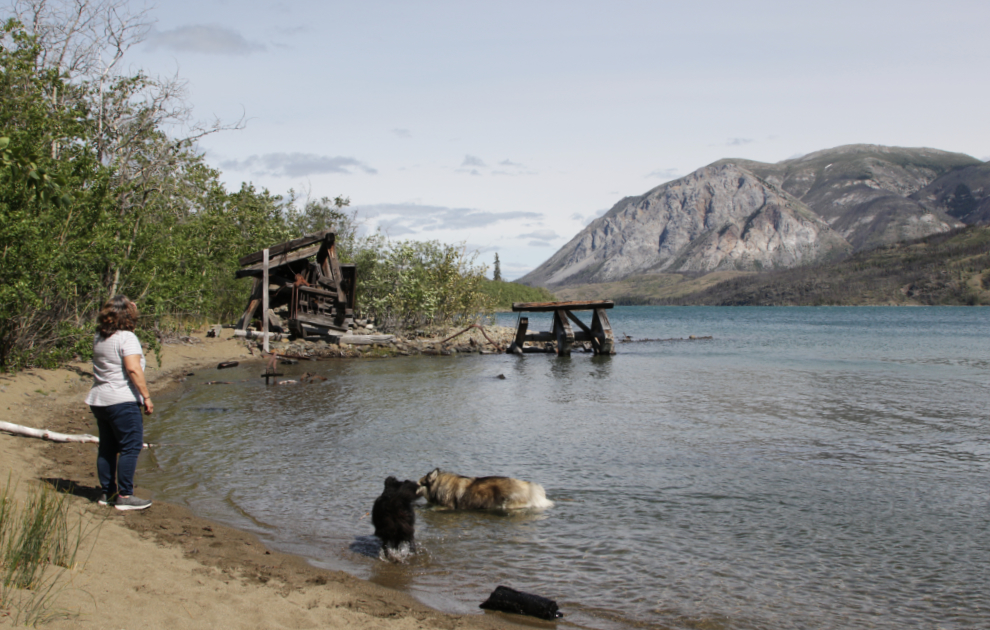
[91, 402, 144, 497]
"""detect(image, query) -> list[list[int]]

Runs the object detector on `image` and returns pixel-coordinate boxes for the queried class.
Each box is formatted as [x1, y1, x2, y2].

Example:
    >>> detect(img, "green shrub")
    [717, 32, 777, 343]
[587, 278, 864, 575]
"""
[477, 279, 555, 310]
[353, 235, 492, 330]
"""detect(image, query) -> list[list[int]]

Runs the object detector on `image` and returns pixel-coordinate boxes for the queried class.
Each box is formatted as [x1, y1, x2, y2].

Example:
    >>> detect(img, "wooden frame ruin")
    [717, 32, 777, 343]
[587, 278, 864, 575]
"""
[508, 300, 615, 356]
[235, 230, 357, 338]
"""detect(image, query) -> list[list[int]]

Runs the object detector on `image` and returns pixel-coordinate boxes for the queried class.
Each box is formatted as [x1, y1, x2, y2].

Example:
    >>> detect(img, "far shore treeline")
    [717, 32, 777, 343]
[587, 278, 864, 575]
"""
[0, 6, 549, 372]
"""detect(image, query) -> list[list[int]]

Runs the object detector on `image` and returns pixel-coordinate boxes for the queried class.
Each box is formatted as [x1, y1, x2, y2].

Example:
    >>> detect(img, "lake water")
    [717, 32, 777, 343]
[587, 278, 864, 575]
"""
[143, 307, 990, 630]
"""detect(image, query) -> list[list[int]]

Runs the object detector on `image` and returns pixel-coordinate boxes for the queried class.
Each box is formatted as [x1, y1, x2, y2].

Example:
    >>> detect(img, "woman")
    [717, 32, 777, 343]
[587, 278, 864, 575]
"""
[85, 295, 154, 511]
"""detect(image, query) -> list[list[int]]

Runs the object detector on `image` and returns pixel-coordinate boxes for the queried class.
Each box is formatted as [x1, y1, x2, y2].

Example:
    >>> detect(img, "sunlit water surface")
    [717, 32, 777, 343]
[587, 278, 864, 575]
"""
[144, 307, 990, 630]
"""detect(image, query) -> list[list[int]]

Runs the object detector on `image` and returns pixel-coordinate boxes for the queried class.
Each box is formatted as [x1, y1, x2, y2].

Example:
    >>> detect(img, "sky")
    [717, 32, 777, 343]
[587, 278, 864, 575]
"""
[114, 0, 990, 279]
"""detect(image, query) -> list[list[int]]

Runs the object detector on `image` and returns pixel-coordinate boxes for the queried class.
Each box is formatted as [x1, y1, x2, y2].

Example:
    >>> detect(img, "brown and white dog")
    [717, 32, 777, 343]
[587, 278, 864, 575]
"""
[417, 468, 553, 511]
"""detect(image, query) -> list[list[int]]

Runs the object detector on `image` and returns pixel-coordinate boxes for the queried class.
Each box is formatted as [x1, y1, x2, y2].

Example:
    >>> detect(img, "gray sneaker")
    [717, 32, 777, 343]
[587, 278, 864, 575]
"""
[97, 493, 115, 506]
[114, 495, 152, 511]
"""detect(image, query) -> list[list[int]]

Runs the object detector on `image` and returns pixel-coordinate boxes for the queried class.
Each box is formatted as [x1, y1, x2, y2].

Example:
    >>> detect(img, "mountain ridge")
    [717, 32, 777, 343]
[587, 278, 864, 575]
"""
[520, 144, 989, 289]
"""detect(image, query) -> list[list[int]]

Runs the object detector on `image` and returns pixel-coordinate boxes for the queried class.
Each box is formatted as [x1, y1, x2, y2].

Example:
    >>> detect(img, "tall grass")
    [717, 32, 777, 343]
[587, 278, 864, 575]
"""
[0, 477, 94, 626]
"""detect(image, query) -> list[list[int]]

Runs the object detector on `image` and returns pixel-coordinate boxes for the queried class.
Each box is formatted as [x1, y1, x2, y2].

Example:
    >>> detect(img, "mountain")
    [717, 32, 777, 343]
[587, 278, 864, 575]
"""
[721, 145, 982, 249]
[911, 163, 990, 225]
[521, 145, 987, 288]
[654, 225, 990, 306]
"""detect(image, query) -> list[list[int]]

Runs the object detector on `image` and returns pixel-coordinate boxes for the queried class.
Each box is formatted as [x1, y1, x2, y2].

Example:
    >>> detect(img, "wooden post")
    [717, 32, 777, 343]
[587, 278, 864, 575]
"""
[510, 317, 529, 355]
[553, 310, 574, 357]
[592, 308, 615, 355]
[262, 248, 269, 353]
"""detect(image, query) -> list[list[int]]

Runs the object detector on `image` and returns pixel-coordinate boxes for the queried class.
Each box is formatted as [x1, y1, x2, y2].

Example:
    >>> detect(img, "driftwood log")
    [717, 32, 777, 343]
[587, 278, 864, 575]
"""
[0, 421, 152, 448]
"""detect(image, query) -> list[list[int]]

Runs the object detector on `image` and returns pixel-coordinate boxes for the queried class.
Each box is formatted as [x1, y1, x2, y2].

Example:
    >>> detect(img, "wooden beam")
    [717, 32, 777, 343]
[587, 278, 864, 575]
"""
[238, 230, 334, 267]
[239, 243, 322, 273]
[521, 332, 558, 343]
[512, 300, 614, 312]
[564, 310, 592, 335]
[298, 285, 338, 300]
[291, 313, 349, 332]
[235, 278, 263, 330]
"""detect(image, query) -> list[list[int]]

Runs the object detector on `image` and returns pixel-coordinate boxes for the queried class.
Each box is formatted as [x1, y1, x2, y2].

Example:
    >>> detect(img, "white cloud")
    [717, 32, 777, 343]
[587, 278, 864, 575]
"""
[391, 128, 412, 139]
[353, 202, 543, 233]
[220, 153, 376, 177]
[145, 25, 265, 55]
[493, 159, 536, 176]
[462, 155, 487, 168]
[646, 168, 680, 180]
[519, 229, 559, 241]
[528, 240, 552, 247]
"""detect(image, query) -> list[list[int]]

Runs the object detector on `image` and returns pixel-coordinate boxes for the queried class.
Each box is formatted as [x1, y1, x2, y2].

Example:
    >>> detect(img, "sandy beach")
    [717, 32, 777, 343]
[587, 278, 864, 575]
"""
[0, 332, 528, 630]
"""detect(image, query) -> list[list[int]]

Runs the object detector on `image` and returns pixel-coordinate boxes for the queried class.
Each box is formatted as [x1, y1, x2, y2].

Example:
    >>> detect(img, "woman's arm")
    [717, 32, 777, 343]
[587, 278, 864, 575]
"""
[123, 354, 153, 414]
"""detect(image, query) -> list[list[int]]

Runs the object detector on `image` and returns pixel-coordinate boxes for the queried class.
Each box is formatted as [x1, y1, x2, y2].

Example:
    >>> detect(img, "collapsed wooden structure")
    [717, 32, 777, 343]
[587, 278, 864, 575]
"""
[235, 230, 357, 337]
[508, 300, 615, 356]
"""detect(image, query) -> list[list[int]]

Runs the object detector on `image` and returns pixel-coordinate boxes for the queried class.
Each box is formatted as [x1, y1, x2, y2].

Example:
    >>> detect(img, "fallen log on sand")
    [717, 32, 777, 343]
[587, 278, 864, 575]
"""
[0, 421, 152, 448]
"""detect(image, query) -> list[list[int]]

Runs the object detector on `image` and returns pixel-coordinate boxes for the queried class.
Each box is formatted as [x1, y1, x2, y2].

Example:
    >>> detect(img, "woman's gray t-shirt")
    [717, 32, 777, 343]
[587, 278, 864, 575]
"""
[84, 331, 146, 407]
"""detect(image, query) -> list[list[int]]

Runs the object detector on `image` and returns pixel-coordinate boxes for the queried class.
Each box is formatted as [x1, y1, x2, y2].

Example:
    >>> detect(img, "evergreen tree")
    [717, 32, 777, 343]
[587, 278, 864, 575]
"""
[493, 253, 502, 282]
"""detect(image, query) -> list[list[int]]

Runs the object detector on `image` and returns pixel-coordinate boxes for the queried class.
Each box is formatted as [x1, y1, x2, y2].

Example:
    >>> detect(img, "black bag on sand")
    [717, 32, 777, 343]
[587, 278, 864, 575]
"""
[479, 585, 563, 620]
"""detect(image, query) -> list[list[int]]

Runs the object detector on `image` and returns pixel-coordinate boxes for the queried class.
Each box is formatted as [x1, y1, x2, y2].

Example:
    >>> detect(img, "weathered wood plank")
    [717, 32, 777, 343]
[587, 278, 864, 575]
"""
[520, 331, 555, 343]
[338, 334, 395, 345]
[291, 313, 349, 332]
[235, 278, 263, 330]
[512, 300, 614, 312]
[238, 230, 333, 267]
[298, 285, 338, 300]
[239, 243, 323, 273]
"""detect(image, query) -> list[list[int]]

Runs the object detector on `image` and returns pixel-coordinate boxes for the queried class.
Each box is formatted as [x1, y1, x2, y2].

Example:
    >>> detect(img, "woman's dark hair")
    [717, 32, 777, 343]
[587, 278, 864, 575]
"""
[96, 295, 139, 339]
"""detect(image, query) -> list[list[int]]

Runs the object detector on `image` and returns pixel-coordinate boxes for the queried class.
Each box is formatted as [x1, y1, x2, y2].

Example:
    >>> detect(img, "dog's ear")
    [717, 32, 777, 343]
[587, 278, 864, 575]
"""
[384, 476, 399, 489]
[426, 468, 440, 484]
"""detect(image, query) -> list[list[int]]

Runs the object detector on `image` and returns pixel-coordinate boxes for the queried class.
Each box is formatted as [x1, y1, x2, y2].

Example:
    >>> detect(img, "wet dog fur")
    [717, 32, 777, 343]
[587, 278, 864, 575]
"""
[417, 468, 553, 511]
[372, 476, 419, 553]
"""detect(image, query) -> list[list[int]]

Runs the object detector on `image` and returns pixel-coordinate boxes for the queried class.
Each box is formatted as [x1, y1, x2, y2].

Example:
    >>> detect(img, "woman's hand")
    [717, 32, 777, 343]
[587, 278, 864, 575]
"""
[143, 398, 154, 414]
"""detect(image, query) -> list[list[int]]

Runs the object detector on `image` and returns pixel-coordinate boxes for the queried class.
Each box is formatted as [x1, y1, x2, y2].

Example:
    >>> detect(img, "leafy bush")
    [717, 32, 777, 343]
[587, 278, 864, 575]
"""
[477, 279, 556, 310]
[352, 235, 492, 330]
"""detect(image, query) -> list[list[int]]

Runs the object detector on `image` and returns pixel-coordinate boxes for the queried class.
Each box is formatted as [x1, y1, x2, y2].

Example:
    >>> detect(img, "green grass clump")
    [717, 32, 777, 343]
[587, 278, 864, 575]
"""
[1, 477, 93, 626]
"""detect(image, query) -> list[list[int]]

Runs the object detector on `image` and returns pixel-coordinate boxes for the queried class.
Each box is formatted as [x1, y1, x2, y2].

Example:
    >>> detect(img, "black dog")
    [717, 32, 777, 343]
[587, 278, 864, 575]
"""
[371, 476, 419, 553]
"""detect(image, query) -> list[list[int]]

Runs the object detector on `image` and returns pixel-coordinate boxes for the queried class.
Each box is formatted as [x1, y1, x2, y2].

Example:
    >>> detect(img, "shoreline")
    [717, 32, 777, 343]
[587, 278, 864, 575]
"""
[0, 331, 529, 630]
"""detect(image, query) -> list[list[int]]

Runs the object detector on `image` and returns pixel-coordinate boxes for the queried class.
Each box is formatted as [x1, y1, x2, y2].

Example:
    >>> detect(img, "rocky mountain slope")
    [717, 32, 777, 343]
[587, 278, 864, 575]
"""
[655, 225, 990, 306]
[521, 145, 988, 288]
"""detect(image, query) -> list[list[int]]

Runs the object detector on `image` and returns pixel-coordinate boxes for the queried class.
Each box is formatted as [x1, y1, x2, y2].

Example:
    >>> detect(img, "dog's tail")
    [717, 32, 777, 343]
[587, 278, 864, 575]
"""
[528, 483, 554, 510]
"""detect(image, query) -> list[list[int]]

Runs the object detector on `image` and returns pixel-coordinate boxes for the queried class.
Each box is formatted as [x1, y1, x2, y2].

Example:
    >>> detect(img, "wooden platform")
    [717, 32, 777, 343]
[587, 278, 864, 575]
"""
[508, 300, 614, 356]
